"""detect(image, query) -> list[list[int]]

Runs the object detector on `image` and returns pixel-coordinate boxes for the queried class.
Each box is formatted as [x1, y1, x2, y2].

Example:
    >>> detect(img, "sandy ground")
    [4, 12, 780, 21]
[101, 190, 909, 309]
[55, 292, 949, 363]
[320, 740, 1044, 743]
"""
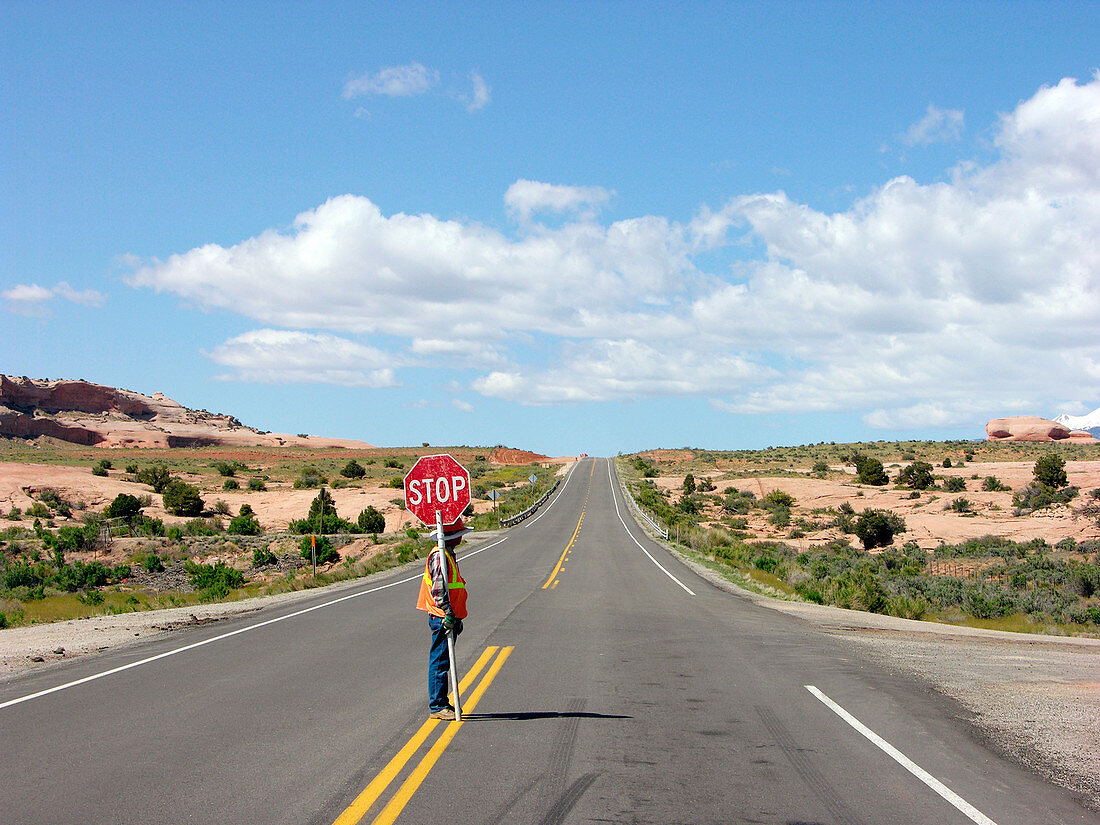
[663, 460, 1100, 548]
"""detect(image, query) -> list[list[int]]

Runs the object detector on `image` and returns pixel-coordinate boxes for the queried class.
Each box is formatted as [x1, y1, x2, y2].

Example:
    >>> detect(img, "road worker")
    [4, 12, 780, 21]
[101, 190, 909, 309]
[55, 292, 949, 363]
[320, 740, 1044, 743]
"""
[415, 518, 470, 720]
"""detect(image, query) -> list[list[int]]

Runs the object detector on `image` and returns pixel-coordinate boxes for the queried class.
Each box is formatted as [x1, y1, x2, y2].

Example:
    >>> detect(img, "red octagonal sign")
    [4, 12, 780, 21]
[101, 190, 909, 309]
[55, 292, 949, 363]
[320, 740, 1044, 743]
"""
[403, 454, 471, 527]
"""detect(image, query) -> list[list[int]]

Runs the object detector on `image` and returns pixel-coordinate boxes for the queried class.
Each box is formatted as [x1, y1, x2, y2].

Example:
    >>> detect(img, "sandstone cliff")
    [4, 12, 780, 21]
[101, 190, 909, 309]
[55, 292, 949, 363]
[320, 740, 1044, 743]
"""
[0, 376, 372, 449]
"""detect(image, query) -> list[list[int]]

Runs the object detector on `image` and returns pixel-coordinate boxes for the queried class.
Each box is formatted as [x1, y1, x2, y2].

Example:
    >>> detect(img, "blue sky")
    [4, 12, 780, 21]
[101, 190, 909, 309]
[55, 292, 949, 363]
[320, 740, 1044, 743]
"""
[4, 2, 1099, 456]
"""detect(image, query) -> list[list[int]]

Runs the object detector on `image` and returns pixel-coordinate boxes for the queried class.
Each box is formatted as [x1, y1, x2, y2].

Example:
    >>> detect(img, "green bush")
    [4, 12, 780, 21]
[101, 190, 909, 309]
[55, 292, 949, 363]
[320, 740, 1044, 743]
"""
[223, 479, 240, 491]
[943, 476, 967, 492]
[185, 560, 245, 600]
[136, 465, 172, 493]
[288, 488, 355, 534]
[248, 477, 267, 492]
[855, 456, 888, 486]
[854, 509, 906, 549]
[947, 497, 972, 513]
[299, 534, 339, 565]
[341, 460, 366, 479]
[982, 476, 1011, 492]
[140, 553, 165, 573]
[252, 546, 278, 566]
[227, 504, 262, 536]
[105, 493, 143, 524]
[357, 506, 386, 534]
[897, 462, 935, 490]
[293, 465, 327, 489]
[682, 473, 696, 495]
[1033, 452, 1068, 488]
[763, 490, 795, 508]
[162, 480, 204, 517]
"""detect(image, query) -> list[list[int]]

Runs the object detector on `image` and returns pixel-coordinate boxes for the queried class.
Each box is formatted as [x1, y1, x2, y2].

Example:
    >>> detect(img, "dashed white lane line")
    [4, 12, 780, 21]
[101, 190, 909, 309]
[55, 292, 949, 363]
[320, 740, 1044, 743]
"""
[805, 685, 999, 825]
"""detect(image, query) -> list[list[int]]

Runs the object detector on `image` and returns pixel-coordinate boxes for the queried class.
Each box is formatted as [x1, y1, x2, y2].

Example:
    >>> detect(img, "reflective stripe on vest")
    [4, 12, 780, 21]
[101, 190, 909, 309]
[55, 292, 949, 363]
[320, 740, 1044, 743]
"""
[416, 549, 467, 618]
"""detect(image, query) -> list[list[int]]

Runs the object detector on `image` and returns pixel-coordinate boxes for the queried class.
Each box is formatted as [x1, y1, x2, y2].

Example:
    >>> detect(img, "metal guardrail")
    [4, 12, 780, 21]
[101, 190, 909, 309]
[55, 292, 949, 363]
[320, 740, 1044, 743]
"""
[611, 462, 669, 540]
[499, 478, 561, 527]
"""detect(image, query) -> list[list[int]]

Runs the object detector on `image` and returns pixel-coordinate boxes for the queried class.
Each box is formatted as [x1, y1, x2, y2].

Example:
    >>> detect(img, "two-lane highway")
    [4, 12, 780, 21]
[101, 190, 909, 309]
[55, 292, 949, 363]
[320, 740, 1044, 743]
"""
[1, 458, 1094, 824]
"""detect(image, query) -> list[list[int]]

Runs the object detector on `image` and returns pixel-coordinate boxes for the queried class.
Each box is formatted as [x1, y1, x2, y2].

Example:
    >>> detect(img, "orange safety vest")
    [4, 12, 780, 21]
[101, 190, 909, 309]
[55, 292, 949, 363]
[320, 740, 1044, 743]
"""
[416, 548, 467, 619]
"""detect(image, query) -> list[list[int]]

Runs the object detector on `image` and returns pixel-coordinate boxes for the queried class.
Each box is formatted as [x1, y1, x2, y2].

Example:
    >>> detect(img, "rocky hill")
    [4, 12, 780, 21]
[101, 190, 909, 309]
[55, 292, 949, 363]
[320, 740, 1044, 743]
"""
[0, 376, 372, 449]
[985, 414, 1097, 443]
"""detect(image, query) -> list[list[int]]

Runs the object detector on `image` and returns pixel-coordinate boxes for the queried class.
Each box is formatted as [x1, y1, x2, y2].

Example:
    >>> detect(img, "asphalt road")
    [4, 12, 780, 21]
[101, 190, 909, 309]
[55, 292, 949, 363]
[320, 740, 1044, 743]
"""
[1, 457, 1094, 825]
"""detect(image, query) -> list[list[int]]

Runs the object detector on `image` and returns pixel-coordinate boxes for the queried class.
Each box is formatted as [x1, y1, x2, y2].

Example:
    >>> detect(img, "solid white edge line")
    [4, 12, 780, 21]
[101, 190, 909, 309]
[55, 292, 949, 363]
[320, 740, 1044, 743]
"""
[606, 459, 695, 596]
[0, 534, 510, 712]
[522, 459, 577, 528]
[804, 685, 998, 825]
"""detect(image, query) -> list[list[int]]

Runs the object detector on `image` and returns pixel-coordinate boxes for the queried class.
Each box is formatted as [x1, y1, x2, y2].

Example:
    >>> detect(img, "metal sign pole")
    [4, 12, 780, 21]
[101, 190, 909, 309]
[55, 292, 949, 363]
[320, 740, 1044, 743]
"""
[437, 509, 462, 721]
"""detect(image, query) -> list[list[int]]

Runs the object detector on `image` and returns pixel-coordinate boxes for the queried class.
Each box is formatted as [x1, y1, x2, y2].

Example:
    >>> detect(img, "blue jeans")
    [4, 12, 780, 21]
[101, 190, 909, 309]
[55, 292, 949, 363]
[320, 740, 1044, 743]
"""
[427, 615, 452, 711]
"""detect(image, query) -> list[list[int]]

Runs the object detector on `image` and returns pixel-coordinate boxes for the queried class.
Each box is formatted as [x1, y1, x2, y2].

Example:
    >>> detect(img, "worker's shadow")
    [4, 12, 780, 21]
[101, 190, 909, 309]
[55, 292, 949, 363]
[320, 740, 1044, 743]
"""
[460, 711, 631, 721]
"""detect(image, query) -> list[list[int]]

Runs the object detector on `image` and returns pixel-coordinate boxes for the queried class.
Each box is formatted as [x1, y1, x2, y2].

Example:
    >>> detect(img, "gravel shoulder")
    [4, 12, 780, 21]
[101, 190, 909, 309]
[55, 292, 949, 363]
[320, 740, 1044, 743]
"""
[2, 534, 1098, 811]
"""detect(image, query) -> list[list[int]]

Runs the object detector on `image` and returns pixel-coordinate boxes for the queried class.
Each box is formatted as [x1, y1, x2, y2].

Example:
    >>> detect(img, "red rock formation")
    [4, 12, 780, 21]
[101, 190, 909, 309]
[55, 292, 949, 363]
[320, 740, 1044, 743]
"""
[986, 416, 1074, 442]
[0, 376, 373, 449]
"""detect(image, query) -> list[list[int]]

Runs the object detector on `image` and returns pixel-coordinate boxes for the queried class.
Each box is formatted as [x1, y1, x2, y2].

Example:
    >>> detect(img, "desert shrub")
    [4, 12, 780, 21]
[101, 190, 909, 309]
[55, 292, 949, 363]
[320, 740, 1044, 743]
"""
[682, 473, 696, 494]
[163, 480, 204, 517]
[223, 479, 240, 491]
[942, 457, 952, 468]
[299, 535, 339, 565]
[3, 560, 47, 589]
[357, 506, 386, 534]
[54, 525, 88, 554]
[213, 461, 235, 477]
[139, 553, 165, 573]
[383, 459, 403, 469]
[213, 499, 230, 515]
[812, 460, 829, 476]
[753, 554, 779, 573]
[248, 477, 267, 492]
[947, 497, 972, 513]
[722, 488, 755, 515]
[289, 488, 355, 534]
[897, 462, 935, 490]
[943, 476, 967, 492]
[55, 560, 112, 591]
[1014, 482, 1078, 514]
[136, 465, 172, 493]
[252, 546, 277, 566]
[768, 506, 791, 527]
[341, 460, 366, 479]
[293, 466, 327, 489]
[227, 504, 262, 536]
[184, 517, 221, 536]
[386, 476, 404, 489]
[982, 476, 1011, 492]
[105, 493, 143, 524]
[91, 459, 110, 477]
[28, 502, 51, 519]
[185, 560, 245, 600]
[631, 457, 659, 478]
[1033, 452, 1068, 488]
[697, 477, 716, 492]
[763, 490, 795, 508]
[854, 509, 906, 549]
[855, 456, 888, 486]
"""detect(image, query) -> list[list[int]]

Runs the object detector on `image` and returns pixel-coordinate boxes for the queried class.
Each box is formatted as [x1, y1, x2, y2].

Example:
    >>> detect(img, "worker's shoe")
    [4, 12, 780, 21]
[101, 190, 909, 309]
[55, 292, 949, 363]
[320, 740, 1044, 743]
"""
[429, 707, 456, 720]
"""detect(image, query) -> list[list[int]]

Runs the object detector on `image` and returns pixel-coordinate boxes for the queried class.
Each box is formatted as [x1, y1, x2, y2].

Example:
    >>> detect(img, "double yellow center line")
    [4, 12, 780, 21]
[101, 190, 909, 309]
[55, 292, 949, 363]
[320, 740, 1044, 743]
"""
[333, 645, 514, 825]
[542, 461, 595, 590]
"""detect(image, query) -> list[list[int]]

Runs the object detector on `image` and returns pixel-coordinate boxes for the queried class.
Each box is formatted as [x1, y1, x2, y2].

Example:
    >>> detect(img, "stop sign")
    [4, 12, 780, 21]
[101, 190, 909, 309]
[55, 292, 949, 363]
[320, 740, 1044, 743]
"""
[403, 454, 471, 526]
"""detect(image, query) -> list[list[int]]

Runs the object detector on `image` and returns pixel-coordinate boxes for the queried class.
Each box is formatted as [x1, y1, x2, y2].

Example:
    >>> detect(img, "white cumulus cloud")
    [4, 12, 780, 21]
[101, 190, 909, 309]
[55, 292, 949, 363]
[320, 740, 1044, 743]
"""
[129, 75, 1100, 430]
[208, 329, 400, 387]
